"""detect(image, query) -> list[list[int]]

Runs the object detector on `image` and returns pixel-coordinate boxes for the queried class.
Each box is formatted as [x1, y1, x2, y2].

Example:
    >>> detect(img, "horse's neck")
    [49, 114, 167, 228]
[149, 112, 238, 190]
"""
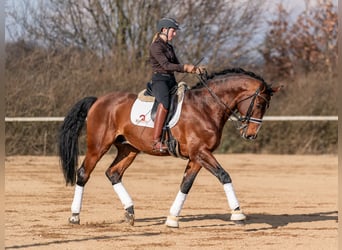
[188, 84, 235, 124]
[207, 81, 242, 106]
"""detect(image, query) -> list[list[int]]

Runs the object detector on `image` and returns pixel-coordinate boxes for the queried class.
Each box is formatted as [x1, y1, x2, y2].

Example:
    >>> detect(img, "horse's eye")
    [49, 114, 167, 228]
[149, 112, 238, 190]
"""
[256, 104, 267, 111]
[256, 104, 263, 109]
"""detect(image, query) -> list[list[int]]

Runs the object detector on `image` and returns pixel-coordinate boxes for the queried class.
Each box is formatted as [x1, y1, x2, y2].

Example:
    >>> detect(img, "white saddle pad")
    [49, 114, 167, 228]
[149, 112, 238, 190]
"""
[130, 85, 186, 128]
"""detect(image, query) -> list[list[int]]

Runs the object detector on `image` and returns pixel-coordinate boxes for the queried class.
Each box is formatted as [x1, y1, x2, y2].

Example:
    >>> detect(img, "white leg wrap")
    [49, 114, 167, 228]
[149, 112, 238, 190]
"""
[169, 191, 187, 217]
[71, 185, 84, 214]
[113, 183, 133, 209]
[223, 183, 240, 210]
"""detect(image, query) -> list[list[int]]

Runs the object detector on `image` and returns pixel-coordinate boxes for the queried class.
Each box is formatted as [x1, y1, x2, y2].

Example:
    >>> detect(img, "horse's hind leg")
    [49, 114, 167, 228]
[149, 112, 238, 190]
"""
[105, 143, 139, 226]
[69, 153, 108, 224]
[69, 131, 115, 224]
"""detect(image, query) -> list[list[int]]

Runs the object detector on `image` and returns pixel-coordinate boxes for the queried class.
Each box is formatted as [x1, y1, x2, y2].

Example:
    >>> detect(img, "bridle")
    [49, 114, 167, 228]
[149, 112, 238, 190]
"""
[235, 88, 270, 124]
[196, 74, 270, 138]
[231, 88, 270, 139]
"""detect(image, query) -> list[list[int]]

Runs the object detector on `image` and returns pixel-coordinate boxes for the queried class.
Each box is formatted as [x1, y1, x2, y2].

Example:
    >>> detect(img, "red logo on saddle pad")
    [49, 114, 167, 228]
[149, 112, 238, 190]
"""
[139, 114, 146, 121]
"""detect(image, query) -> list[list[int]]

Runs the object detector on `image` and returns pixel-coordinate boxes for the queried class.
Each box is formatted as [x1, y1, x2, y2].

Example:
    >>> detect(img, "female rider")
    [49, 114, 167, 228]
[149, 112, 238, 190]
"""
[150, 17, 203, 152]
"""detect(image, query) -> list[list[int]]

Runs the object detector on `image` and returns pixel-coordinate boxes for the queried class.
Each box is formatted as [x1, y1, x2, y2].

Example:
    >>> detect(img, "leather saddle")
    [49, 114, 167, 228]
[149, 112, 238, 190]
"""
[137, 82, 188, 125]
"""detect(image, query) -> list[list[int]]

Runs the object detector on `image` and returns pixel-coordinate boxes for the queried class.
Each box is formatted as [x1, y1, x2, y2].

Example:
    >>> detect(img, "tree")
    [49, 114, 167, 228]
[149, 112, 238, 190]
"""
[262, 0, 337, 79]
[6, 0, 267, 68]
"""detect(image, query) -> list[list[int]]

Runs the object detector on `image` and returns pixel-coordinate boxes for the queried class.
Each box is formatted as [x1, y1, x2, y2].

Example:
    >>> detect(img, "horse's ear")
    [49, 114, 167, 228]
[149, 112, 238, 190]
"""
[271, 85, 284, 93]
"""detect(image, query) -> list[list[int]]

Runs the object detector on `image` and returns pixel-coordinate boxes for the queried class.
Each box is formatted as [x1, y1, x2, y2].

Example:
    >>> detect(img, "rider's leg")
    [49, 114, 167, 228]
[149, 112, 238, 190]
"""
[152, 103, 168, 152]
[151, 74, 172, 153]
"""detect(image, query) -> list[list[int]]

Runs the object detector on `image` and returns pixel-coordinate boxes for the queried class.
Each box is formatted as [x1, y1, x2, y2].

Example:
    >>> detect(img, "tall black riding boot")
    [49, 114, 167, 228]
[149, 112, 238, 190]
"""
[152, 103, 168, 152]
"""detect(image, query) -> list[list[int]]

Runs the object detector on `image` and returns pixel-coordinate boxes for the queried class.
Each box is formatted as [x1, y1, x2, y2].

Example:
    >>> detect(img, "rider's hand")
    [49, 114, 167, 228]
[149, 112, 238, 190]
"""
[183, 64, 196, 73]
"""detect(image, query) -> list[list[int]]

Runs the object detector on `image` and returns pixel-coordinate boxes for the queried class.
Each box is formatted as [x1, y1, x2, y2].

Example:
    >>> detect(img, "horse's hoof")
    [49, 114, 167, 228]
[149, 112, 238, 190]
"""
[230, 209, 246, 221]
[233, 220, 246, 225]
[69, 213, 80, 224]
[165, 215, 179, 228]
[124, 211, 135, 226]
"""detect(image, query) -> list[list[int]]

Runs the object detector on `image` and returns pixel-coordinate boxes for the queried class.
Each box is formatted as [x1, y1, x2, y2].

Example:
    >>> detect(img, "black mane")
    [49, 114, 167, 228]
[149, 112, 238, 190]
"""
[191, 67, 272, 92]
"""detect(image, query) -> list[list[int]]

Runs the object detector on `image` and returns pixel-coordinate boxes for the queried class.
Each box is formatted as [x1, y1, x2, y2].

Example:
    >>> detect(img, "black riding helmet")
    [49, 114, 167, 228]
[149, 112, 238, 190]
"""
[157, 17, 180, 31]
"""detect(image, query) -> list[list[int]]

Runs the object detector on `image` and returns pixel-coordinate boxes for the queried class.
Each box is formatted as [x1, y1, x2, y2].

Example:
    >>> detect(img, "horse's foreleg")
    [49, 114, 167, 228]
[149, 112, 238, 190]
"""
[197, 150, 246, 222]
[166, 161, 201, 228]
[105, 144, 139, 226]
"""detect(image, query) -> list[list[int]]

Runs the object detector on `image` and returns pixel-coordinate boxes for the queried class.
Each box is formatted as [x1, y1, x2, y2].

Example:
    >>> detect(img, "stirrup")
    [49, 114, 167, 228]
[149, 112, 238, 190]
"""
[153, 141, 168, 153]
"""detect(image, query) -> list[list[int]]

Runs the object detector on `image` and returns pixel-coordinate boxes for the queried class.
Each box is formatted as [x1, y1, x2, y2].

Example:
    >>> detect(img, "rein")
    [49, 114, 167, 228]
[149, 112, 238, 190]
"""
[196, 74, 241, 121]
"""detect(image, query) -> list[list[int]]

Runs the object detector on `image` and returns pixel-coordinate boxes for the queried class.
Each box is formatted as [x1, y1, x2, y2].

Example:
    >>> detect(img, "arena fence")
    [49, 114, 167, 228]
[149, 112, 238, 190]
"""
[5, 116, 337, 155]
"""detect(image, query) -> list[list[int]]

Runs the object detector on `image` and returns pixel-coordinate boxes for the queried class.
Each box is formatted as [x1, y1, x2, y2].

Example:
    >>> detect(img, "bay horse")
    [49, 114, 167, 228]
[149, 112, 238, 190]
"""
[58, 68, 281, 228]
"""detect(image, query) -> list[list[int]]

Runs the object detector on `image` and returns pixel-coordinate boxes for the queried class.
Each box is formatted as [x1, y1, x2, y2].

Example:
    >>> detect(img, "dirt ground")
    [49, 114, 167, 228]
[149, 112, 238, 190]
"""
[5, 154, 338, 250]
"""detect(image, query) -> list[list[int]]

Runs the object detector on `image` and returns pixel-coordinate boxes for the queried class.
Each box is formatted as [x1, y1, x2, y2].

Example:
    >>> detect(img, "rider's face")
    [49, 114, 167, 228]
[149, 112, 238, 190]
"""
[162, 28, 177, 41]
[167, 28, 177, 41]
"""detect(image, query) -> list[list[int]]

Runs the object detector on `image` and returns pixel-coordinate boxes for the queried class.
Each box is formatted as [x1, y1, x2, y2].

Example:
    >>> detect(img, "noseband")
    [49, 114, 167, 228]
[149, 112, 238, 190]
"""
[231, 89, 269, 139]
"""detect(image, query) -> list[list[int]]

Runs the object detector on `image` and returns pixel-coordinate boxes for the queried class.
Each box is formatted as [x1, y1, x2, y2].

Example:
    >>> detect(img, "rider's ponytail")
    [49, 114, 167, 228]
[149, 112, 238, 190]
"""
[151, 32, 160, 44]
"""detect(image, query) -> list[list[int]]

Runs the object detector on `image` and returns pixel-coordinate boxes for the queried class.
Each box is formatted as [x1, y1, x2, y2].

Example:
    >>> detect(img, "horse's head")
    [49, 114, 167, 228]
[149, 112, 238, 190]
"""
[235, 83, 282, 140]
[193, 68, 282, 140]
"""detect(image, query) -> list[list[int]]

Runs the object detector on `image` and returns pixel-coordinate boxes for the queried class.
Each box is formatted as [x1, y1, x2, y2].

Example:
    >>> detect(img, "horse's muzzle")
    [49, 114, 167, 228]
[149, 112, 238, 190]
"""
[240, 123, 261, 140]
[241, 132, 257, 140]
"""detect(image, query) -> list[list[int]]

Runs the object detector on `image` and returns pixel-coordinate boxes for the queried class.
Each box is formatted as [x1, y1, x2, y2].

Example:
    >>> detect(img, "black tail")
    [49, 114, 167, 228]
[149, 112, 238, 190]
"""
[58, 96, 97, 185]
